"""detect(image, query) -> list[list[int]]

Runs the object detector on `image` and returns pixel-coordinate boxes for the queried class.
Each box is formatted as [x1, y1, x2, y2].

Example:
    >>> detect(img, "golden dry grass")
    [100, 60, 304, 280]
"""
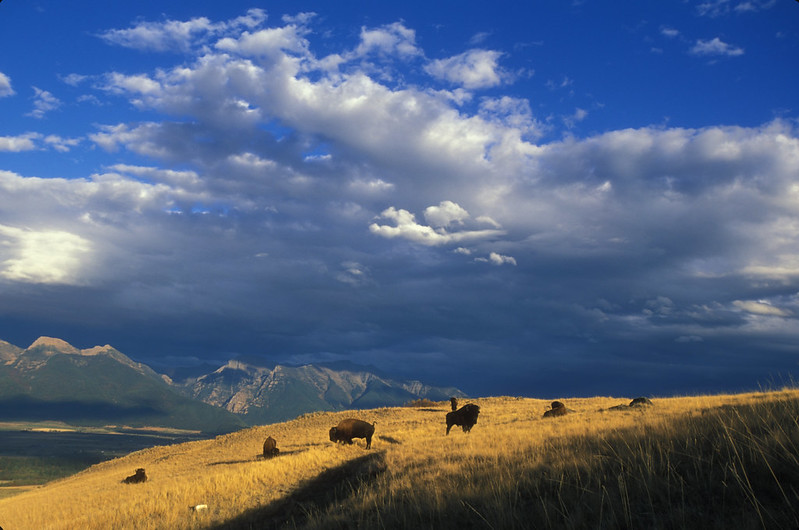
[1, 390, 798, 529]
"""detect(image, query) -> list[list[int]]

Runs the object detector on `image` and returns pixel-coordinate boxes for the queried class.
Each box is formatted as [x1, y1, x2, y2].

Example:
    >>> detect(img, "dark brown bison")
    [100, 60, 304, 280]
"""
[450, 397, 459, 411]
[543, 401, 573, 418]
[263, 436, 279, 458]
[608, 397, 654, 411]
[446, 403, 480, 434]
[122, 468, 147, 484]
[329, 418, 375, 449]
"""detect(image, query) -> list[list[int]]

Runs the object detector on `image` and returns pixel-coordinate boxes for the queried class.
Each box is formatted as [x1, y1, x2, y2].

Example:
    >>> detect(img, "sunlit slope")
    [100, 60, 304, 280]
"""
[1, 391, 798, 529]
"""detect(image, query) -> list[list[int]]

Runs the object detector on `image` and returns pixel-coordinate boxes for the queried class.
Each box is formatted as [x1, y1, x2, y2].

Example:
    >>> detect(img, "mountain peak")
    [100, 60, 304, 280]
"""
[0, 340, 23, 364]
[217, 359, 269, 375]
[26, 338, 119, 358]
[81, 345, 115, 356]
[29, 336, 79, 354]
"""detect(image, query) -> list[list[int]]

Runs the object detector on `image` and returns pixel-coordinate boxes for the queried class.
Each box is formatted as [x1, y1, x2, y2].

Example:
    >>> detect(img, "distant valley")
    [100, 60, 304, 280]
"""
[0, 337, 465, 432]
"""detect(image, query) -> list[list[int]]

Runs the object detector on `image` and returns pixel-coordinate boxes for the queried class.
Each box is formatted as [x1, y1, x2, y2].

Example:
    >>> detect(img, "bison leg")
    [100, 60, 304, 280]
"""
[365, 434, 372, 449]
[446, 423, 453, 435]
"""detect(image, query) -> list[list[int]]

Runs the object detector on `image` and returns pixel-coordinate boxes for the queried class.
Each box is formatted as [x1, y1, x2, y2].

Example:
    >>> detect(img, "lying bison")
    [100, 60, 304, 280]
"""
[543, 401, 574, 418]
[446, 403, 480, 434]
[263, 436, 279, 458]
[329, 418, 375, 449]
[608, 397, 654, 411]
[122, 468, 147, 484]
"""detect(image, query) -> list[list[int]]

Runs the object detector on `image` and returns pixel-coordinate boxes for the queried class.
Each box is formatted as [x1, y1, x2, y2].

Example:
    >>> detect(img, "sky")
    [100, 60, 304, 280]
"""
[1, 0, 798, 398]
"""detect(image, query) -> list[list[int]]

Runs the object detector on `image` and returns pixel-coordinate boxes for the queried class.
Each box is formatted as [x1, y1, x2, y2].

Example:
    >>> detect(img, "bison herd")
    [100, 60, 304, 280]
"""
[121, 396, 653, 484]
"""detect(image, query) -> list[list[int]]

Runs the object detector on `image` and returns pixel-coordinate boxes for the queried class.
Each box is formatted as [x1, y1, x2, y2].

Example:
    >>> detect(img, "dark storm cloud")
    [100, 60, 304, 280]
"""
[1, 11, 798, 397]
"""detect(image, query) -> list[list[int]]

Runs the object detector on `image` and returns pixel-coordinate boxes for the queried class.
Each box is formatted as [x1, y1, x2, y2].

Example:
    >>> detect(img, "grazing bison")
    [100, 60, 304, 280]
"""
[446, 403, 480, 434]
[122, 468, 147, 484]
[329, 418, 375, 449]
[543, 401, 573, 418]
[450, 397, 459, 411]
[263, 436, 279, 458]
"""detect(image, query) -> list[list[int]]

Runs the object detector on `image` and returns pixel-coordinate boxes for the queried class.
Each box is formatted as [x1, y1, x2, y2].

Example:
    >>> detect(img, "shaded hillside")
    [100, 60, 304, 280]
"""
[0, 337, 245, 433]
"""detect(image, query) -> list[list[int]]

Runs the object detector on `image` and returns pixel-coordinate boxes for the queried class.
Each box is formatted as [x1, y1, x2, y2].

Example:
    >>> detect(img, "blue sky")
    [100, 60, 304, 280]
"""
[1, 1, 798, 398]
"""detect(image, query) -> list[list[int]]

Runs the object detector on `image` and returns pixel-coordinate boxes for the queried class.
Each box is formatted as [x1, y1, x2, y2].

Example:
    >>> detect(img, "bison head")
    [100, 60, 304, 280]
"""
[329, 426, 338, 442]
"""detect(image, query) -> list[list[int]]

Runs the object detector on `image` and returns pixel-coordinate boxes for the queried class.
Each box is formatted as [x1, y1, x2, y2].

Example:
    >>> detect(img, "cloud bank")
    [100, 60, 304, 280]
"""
[1, 10, 798, 396]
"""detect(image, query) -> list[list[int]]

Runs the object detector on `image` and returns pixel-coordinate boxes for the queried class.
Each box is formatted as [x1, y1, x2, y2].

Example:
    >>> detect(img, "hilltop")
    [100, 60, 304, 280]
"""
[1, 389, 798, 529]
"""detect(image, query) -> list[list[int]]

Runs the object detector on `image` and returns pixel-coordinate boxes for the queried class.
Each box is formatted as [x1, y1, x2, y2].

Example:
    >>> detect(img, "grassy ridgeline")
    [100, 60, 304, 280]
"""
[1, 391, 798, 529]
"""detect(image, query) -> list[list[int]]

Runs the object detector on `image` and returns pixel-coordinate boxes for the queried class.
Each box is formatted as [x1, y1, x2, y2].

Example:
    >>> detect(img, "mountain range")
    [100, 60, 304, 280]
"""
[0, 337, 465, 432]
[180, 358, 465, 423]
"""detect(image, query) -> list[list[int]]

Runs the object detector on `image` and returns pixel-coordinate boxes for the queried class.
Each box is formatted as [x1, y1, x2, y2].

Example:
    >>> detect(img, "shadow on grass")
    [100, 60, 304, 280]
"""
[236, 396, 799, 529]
[212, 451, 387, 530]
[208, 449, 310, 467]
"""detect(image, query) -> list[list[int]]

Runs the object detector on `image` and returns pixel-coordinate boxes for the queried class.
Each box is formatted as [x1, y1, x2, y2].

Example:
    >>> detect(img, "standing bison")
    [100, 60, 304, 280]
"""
[263, 436, 279, 458]
[446, 403, 480, 434]
[329, 418, 375, 449]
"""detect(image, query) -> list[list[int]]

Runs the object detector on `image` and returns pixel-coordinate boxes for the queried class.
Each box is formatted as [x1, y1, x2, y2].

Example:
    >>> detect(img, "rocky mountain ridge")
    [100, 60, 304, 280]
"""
[0, 337, 466, 426]
[180, 359, 466, 422]
[6, 336, 169, 382]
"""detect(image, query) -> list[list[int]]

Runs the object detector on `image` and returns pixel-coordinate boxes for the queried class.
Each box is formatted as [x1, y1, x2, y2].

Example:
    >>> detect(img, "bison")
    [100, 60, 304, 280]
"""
[543, 401, 574, 418]
[450, 397, 459, 411]
[446, 403, 480, 434]
[122, 468, 147, 484]
[608, 397, 654, 411]
[329, 418, 375, 449]
[263, 436, 279, 458]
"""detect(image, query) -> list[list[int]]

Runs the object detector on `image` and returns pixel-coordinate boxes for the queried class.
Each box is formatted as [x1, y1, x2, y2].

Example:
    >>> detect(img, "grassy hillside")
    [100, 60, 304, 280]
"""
[1, 390, 798, 529]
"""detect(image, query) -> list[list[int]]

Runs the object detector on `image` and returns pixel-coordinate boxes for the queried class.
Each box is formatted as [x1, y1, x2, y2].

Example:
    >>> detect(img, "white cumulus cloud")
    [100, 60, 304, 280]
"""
[690, 37, 744, 57]
[352, 22, 422, 60]
[487, 252, 517, 266]
[0, 72, 14, 97]
[425, 49, 510, 89]
[733, 300, 791, 317]
[0, 133, 40, 152]
[370, 205, 505, 246]
[0, 225, 92, 285]
[27, 87, 61, 119]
